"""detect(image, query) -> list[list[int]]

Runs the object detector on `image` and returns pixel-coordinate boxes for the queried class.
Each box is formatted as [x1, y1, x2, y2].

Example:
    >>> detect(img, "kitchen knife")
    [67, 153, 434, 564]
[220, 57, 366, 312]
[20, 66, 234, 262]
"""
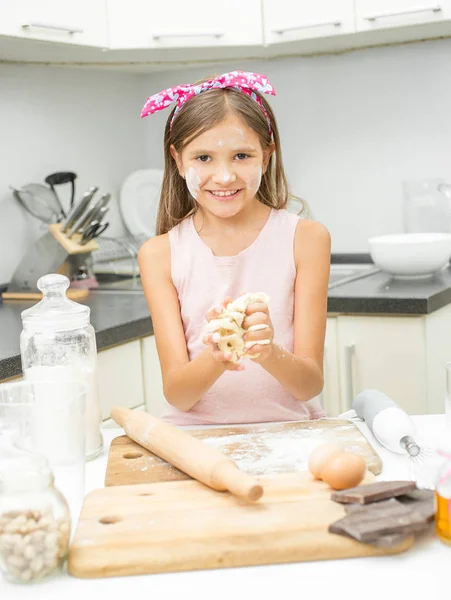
[66, 193, 111, 238]
[80, 219, 109, 245]
[80, 203, 110, 235]
[62, 186, 98, 233]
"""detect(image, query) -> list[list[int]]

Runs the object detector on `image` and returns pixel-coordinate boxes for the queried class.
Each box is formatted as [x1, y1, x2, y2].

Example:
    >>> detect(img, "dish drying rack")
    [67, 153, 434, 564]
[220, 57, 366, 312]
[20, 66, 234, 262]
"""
[91, 233, 148, 277]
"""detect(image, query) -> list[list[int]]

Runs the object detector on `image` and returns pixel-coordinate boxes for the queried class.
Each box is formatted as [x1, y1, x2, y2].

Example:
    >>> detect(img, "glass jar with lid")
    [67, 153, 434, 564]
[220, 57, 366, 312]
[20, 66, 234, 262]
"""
[0, 448, 71, 584]
[20, 273, 103, 460]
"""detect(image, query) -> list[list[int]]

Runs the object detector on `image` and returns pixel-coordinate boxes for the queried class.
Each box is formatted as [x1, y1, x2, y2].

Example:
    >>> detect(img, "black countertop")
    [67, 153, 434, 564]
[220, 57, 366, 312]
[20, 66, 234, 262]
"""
[3, 262, 451, 380]
[327, 265, 451, 314]
[0, 291, 153, 381]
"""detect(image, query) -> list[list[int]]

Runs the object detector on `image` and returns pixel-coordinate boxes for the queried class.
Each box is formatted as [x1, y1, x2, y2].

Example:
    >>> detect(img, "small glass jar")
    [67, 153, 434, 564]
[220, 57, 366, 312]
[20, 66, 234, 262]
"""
[0, 450, 71, 584]
[20, 273, 103, 460]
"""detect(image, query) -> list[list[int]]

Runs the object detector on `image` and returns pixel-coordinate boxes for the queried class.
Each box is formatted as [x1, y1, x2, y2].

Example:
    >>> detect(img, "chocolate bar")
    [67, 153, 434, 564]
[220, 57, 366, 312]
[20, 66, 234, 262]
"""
[329, 496, 434, 544]
[331, 480, 417, 505]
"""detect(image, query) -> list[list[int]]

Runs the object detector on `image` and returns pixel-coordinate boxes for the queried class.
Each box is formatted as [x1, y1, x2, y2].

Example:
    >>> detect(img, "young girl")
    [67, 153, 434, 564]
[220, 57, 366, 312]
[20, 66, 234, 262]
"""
[138, 70, 331, 426]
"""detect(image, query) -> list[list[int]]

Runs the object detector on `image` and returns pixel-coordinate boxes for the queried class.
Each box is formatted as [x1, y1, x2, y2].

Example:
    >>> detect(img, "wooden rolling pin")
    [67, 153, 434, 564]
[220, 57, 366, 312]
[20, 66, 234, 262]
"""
[110, 406, 264, 502]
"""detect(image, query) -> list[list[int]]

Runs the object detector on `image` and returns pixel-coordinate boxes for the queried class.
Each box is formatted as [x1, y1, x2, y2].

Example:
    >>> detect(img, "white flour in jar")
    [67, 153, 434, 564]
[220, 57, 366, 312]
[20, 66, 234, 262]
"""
[24, 365, 102, 460]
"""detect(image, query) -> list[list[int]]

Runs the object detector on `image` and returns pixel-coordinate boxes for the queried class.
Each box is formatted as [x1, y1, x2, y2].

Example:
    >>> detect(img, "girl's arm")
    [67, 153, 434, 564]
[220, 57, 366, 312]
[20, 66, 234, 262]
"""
[138, 234, 230, 412]
[245, 219, 331, 402]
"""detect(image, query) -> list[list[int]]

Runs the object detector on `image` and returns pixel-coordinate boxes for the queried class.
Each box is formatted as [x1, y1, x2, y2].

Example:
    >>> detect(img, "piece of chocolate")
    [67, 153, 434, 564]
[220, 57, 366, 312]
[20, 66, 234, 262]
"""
[328, 525, 411, 548]
[331, 480, 417, 505]
[344, 498, 400, 514]
[329, 495, 434, 543]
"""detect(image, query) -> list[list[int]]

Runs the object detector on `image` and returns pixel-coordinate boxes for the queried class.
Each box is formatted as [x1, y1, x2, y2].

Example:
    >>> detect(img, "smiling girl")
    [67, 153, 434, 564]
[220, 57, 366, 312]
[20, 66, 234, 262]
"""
[138, 71, 331, 425]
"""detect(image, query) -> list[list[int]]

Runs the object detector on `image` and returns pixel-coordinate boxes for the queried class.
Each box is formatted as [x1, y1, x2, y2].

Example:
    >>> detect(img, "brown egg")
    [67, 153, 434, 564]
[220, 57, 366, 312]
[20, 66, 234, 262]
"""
[308, 442, 344, 480]
[320, 451, 367, 490]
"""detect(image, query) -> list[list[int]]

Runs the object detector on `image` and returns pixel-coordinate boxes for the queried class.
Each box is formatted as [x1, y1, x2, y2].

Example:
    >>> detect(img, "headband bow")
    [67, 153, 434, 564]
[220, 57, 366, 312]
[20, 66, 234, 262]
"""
[140, 70, 276, 133]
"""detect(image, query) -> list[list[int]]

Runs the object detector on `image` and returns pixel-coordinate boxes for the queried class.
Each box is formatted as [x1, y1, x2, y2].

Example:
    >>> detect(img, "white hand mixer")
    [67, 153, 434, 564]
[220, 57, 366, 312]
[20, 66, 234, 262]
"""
[340, 389, 436, 486]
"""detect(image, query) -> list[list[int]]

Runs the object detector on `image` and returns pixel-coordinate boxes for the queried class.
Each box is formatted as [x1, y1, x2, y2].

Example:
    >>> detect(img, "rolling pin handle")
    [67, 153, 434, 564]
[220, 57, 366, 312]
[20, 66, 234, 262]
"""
[214, 461, 264, 502]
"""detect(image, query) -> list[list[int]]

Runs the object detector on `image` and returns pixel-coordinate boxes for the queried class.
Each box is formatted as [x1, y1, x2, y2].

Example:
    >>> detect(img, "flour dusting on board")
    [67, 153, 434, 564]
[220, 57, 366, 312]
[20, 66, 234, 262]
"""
[198, 423, 368, 476]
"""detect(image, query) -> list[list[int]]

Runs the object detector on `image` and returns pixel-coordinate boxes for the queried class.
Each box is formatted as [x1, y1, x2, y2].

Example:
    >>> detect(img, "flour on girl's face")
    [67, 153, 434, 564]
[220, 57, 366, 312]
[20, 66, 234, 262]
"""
[246, 165, 262, 196]
[185, 167, 201, 200]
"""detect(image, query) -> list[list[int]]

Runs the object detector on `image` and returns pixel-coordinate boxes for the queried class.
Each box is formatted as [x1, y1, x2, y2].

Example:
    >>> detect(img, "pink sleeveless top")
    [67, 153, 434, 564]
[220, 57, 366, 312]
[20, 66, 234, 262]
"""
[164, 208, 325, 425]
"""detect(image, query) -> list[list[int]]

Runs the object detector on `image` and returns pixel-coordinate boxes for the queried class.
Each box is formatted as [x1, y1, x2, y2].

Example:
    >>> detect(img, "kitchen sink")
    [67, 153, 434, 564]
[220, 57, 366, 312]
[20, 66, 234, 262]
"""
[92, 263, 379, 294]
[93, 273, 143, 294]
[328, 263, 380, 289]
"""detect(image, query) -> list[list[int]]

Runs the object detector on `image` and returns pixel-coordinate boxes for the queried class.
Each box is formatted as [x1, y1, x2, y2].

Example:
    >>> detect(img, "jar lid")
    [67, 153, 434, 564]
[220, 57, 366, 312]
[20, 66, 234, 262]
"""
[21, 274, 90, 331]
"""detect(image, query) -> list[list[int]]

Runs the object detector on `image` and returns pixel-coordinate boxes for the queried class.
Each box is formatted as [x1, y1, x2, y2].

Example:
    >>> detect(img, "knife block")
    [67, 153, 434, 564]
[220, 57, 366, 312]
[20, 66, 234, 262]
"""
[2, 224, 99, 301]
[48, 223, 99, 255]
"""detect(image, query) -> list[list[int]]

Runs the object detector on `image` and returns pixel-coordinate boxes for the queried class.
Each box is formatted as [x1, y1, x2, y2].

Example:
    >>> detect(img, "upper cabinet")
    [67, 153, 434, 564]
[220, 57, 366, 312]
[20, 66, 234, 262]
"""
[355, 0, 451, 32]
[0, 0, 108, 47]
[1, 0, 451, 68]
[107, 0, 263, 49]
[262, 0, 355, 45]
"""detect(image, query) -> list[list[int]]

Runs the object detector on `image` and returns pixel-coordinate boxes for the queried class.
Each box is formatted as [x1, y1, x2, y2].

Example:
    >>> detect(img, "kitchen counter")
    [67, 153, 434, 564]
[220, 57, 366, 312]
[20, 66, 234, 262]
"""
[0, 291, 153, 380]
[2, 414, 447, 600]
[327, 264, 451, 315]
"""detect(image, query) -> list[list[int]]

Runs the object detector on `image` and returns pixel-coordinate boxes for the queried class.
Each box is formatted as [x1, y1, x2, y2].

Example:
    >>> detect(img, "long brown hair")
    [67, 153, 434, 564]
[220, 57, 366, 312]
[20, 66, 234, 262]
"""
[156, 79, 306, 235]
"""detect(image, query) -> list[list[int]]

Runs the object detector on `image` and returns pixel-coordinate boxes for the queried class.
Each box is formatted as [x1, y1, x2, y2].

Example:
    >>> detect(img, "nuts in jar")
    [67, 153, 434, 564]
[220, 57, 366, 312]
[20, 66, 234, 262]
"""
[0, 509, 70, 583]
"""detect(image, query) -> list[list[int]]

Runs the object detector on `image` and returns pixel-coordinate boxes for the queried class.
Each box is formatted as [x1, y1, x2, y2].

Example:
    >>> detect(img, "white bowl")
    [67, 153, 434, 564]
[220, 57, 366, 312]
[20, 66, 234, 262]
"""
[368, 233, 451, 278]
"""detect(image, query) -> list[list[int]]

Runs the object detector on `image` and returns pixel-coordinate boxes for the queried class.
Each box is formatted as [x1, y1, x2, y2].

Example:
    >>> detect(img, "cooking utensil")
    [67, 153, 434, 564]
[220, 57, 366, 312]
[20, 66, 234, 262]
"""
[80, 219, 109, 245]
[110, 406, 264, 502]
[45, 171, 77, 216]
[62, 186, 99, 234]
[341, 389, 434, 488]
[66, 193, 111, 238]
[10, 184, 64, 223]
[67, 470, 413, 580]
[80, 196, 111, 233]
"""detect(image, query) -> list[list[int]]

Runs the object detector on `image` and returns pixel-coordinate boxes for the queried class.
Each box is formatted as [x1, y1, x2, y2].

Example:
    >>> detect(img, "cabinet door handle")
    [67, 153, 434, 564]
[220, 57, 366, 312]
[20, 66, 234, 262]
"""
[272, 20, 341, 34]
[152, 31, 224, 40]
[344, 343, 355, 411]
[21, 22, 84, 34]
[364, 5, 442, 22]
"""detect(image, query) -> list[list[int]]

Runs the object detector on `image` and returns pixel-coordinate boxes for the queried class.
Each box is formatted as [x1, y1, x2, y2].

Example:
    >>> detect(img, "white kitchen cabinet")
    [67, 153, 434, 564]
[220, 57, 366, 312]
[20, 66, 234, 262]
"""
[107, 0, 263, 49]
[97, 339, 145, 421]
[355, 0, 451, 32]
[336, 314, 427, 416]
[326, 302, 451, 417]
[140, 335, 170, 419]
[0, 0, 108, 47]
[262, 0, 355, 45]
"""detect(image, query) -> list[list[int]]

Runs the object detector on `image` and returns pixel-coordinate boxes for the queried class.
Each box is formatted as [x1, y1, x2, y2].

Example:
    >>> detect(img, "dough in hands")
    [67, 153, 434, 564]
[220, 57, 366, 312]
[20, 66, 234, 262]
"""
[205, 292, 271, 363]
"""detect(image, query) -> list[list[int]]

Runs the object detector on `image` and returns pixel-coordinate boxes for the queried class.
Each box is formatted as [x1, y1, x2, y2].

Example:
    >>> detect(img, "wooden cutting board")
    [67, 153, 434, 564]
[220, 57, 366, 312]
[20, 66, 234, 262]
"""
[68, 471, 413, 579]
[104, 419, 382, 487]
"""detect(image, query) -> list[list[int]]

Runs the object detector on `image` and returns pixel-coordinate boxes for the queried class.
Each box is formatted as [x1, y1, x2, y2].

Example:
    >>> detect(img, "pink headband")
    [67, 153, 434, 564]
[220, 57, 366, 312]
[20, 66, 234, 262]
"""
[140, 70, 276, 134]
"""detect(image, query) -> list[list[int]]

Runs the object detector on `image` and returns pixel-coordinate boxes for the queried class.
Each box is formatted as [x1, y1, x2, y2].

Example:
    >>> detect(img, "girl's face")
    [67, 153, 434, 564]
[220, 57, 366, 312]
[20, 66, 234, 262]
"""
[170, 113, 274, 219]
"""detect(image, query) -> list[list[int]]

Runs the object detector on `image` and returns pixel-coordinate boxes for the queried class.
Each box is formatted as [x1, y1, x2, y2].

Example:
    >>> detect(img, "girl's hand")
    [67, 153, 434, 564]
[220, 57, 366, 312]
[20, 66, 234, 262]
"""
[202, 298, 244, 372]
[242, 301, 274, 363]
